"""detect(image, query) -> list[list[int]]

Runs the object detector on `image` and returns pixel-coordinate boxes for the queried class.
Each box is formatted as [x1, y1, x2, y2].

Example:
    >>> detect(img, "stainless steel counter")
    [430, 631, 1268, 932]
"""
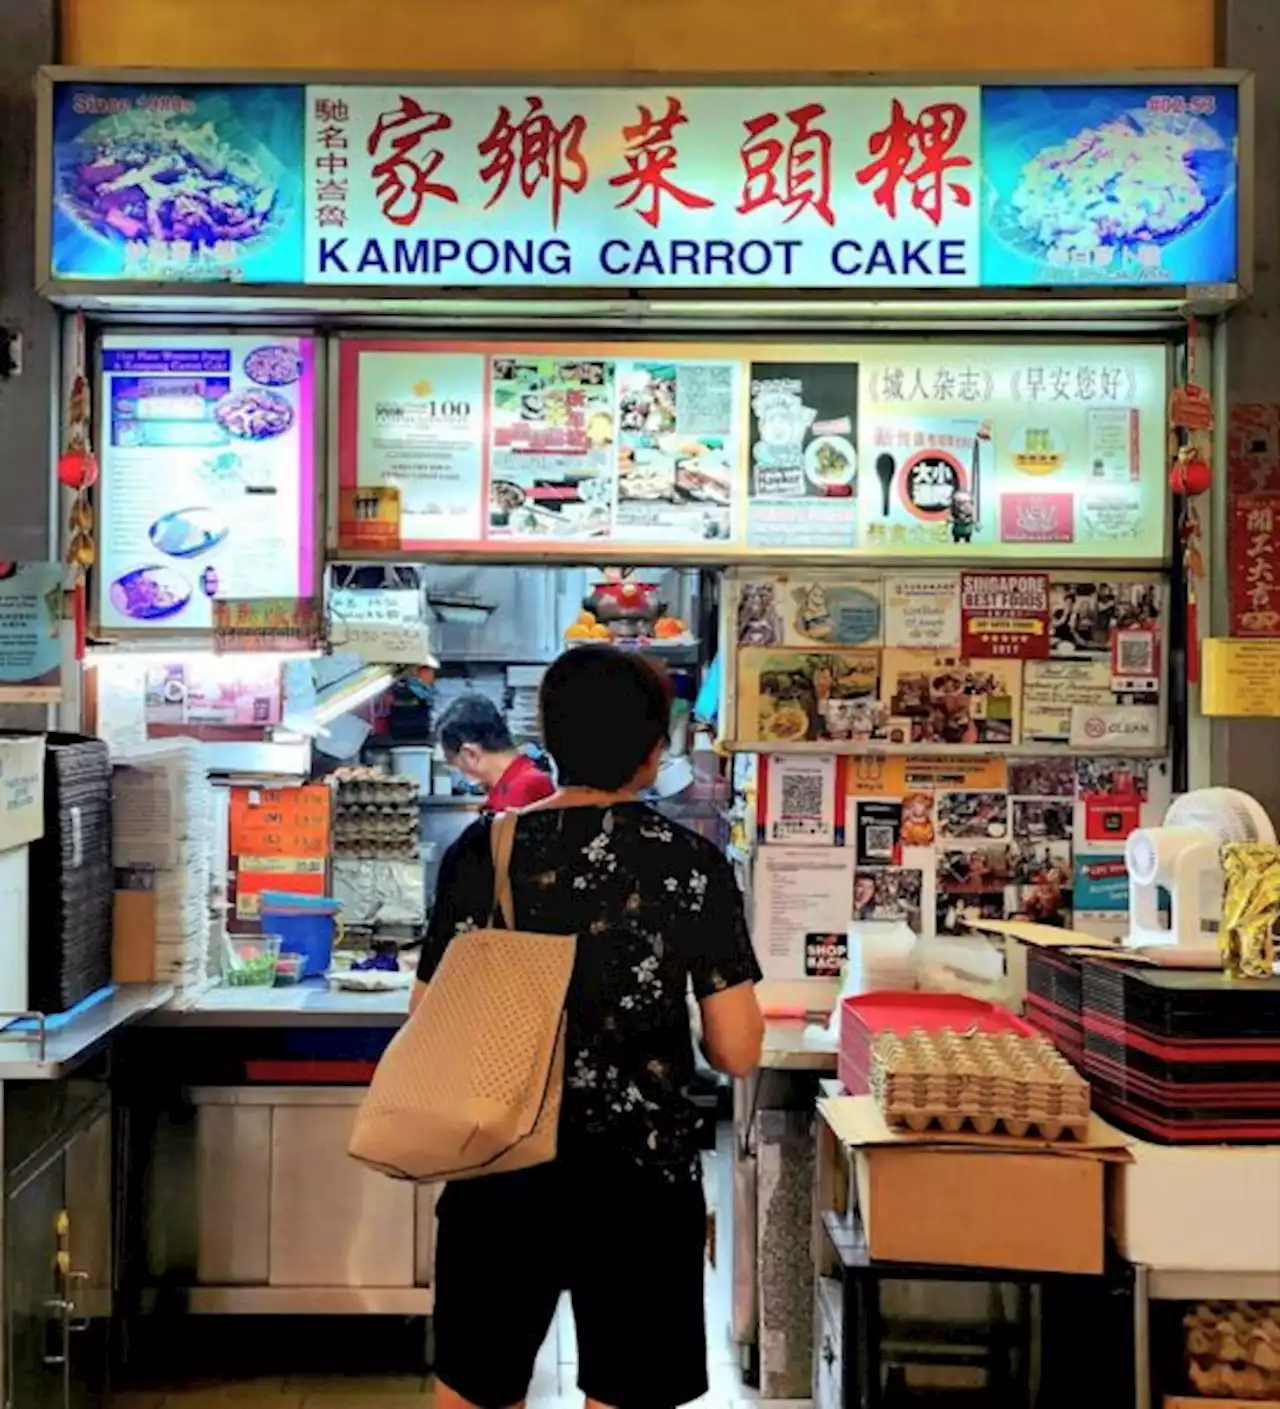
[760, 1019, 838, 1072]
[0, 983, 174, 1080]
[148, 982, 411, 1029]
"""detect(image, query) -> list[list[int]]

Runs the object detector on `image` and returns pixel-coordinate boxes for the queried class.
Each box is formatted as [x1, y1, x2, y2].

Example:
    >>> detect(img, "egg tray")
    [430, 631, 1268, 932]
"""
[1189, 1359, 1280, 1400]
[870, 1027, 1091, 1142]
[1185, 1303, 1280, 1371]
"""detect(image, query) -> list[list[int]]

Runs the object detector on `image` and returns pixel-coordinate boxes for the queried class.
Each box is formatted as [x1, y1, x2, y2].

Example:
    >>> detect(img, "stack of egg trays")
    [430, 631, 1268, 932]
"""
[27, 735, 114, 1014]
[1185, 1302, 1280, 1400]
[869, 1026, 1092, 1141]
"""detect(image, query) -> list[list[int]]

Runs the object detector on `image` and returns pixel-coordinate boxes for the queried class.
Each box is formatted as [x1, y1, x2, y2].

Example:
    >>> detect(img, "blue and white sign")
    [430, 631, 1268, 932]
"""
[46, 78, 1242, 291]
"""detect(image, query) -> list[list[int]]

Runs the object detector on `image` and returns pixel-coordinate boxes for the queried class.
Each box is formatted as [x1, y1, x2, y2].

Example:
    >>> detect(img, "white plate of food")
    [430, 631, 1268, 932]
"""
[805, 435, 857, 490]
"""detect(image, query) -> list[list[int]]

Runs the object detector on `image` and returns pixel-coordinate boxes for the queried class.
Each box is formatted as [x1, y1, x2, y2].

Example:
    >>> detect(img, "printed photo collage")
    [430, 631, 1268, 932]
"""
[734, 570, 1165, 751]
[759, 751, 1171, 947]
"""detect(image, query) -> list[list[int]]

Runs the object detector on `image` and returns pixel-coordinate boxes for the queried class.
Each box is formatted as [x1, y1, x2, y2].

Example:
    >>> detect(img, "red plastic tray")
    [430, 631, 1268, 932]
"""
[838, 991, 1036, 1095]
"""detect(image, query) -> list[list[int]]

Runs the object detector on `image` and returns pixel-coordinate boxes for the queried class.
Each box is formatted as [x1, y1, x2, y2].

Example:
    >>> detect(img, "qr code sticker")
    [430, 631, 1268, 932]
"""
[1116, 631, 1155, 675]
[864, 824, 895, 859]
[781, 772, 824, 825]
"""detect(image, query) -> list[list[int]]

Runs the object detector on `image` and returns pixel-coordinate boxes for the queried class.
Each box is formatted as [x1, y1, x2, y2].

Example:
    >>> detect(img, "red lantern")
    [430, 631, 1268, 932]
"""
[57, 448, 99, 491]
[1169, 451, 1212, 498]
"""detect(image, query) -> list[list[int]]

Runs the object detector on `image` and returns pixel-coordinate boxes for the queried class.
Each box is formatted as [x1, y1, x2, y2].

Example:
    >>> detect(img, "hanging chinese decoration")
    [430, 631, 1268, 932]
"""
[62, 312, 96, 660]
[1169, 318, 1213, 683]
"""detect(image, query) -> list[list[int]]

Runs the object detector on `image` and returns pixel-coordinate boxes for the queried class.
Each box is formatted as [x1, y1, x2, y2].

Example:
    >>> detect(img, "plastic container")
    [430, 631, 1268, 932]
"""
[226, 935, 282, 988]
[258, 893, 344, 977]
[274, 953, 306, 986]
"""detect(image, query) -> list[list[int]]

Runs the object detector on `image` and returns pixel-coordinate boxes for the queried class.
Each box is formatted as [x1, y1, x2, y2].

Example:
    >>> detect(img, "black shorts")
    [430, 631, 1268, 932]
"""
[433, 1158, 708, 1408]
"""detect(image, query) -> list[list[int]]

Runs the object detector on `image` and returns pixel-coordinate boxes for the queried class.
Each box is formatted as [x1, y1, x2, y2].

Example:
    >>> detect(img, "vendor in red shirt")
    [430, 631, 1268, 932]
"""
[437, 694, 555, 813]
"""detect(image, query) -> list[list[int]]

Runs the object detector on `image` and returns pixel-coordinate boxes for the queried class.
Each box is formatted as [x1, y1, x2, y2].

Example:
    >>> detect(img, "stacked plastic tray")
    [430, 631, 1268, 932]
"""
[1080, 960, 1280, 1143]
[1024, 947, 1086, 1072]
[25, 734, 113, 1014]
[839, 991, 1036, 1095]
[870, 1028, 1091, 1140]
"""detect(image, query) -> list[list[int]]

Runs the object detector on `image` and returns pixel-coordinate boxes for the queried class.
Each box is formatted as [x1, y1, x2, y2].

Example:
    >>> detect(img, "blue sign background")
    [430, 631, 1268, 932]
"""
[981, 84, 1239, 286]
[51, 84, 304, 282]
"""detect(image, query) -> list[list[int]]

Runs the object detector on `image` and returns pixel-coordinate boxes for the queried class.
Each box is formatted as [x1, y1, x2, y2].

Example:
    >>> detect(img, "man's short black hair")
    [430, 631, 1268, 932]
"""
[540, 644, 671, 792]
[437, 694, 513, 756]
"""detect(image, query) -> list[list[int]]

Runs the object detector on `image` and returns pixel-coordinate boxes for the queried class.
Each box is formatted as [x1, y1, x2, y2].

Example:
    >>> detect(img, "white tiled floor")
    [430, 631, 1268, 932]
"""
[113, 1134, 810, 1409]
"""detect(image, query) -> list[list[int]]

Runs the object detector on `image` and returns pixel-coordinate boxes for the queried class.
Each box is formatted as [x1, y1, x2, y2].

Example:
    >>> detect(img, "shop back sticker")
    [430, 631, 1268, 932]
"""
[805, 931, 849, 978]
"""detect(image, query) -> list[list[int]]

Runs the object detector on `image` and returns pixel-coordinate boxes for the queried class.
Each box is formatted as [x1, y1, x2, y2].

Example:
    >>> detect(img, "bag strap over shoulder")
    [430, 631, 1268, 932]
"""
[488, 812, 518, 929]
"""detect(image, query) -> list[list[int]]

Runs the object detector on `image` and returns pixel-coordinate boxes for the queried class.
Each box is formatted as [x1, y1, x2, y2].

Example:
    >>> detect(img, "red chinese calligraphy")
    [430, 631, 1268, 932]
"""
[367, 97, 458, 227]
[855, 99, 972, 226]
[1230, 493, 1280, 636]
[609, 97, 713, 229]
[478, 97, 587, 229]
[737, 102, 834, 227]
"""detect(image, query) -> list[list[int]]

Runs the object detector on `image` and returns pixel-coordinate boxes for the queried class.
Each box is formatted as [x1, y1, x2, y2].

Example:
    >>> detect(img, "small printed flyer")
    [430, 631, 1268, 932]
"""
[884, 573, 961, 649]
[960, 572, 1051, 660]
[1022, 659, 1114, 742]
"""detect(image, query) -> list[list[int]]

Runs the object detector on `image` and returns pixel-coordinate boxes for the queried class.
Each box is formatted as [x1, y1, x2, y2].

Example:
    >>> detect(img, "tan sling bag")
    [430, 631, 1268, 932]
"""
[349, 812, 576, 1182]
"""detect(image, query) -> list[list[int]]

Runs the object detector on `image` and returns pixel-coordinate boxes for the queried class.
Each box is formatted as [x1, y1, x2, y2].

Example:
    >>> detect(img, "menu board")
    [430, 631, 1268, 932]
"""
[98, 334, 317, 631]
[338, 338, 1168, 562]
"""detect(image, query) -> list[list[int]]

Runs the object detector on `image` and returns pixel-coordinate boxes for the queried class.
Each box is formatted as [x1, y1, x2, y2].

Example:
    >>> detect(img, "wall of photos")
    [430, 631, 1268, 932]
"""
[727, 568, 1170, 981]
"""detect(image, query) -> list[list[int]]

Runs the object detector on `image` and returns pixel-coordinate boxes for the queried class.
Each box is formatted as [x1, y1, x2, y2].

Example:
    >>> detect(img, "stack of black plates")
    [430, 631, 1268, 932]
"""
[1025, 947, 1086, 1072]
[1080, 959, 1280, 1143]
[23, 734, 114, 1015]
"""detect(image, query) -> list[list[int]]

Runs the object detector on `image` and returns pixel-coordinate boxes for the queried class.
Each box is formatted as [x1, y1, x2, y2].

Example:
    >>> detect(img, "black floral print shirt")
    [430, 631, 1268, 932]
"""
[419, 803, 761, 1182]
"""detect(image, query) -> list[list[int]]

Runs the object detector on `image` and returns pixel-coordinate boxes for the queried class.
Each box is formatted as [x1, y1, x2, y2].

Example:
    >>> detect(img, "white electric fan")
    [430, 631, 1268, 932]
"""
[1125, 787, 1276, 950]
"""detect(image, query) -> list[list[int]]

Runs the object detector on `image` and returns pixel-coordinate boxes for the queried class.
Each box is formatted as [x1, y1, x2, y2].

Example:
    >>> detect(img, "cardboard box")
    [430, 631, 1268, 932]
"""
[113, 890, 156, 983]
[824, 1096, 1125, 1276]
[0, 736, 44, 852]
[0, 845, 29, 1013]
[1110, 1136, 1280, 1272]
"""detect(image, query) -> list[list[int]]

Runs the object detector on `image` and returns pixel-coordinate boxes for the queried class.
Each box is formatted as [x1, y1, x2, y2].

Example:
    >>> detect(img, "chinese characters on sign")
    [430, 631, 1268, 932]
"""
[305, 86, 982, 286]
[1230, 495, 1280, 637]
[51, 82, 1239, 289]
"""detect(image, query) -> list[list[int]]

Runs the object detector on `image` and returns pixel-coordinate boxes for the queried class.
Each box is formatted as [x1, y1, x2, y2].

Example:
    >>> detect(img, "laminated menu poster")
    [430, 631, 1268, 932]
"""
[880, 649, 1022, 746]
[614, 359, 741, 545]
[737, 648, 888, 745]
[351, 350, 485, 544]
[746, 362, 858, 550]
[98, 334, 316, 632]
[488, 355, 616, 541]
[0, 564, 62, 703]
[859, 345, 1167, 558]
[859, 414, 994, 552]
[736, 574, 883, 648]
